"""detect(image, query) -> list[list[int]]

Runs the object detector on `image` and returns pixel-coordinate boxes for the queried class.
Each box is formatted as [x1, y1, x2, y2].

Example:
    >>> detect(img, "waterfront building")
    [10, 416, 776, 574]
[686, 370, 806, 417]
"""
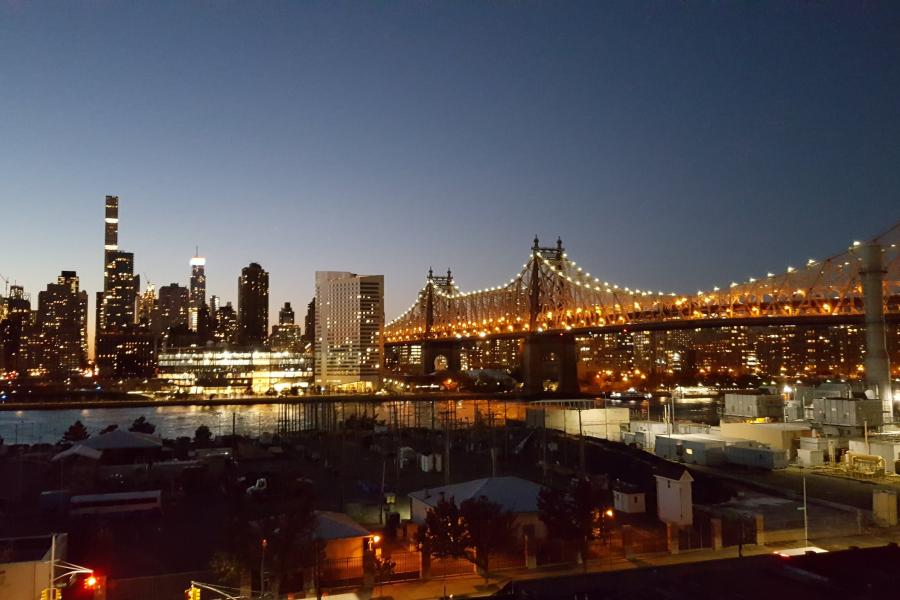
[0, 285, 32, 375]
[314, 271, 384, 391]
[571, 323, 890, 385]
[95, 323, 157, 378]
[157, 347, 311, 395]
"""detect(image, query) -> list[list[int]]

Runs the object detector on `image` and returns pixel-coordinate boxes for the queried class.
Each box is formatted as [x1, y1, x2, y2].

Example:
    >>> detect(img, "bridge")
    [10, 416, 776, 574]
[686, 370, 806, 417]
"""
[384, 222, 899, 406]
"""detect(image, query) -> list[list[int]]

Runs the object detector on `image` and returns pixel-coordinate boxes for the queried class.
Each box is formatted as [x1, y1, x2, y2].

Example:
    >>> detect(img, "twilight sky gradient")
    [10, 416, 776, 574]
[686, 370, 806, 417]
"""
[2, 1, 899, 342]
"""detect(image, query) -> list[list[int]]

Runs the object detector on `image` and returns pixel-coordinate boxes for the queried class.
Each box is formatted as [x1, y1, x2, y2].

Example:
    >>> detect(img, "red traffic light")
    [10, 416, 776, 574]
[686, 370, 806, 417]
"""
[83, 575, 98, 589]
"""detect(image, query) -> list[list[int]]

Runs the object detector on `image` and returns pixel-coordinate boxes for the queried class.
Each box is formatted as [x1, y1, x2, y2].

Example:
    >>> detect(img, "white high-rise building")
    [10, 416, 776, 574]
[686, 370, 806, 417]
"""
[314, 271, 384, 391]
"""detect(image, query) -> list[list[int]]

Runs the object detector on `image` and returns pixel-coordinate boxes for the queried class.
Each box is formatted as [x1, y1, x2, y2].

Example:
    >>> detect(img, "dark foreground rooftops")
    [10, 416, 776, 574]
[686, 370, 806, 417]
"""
[494, 543, 900, 600]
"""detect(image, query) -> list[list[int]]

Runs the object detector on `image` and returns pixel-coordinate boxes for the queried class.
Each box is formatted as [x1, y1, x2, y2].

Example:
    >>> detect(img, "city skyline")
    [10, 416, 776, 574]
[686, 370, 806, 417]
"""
[2, 1, 898, 339]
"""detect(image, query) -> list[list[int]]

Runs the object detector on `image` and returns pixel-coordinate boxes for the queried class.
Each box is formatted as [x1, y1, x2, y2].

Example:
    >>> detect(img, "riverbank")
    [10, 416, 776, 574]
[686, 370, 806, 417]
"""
[0, 390, 596, 411]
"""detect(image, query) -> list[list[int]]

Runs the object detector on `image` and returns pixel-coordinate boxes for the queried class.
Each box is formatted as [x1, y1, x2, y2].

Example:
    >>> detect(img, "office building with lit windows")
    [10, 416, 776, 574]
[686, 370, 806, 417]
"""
[314, 271, 384, 391]
[95, 196, 149, 378]
[23, 271, 89, 378]
[189, 253, 206, 331]
[157, 348, 311, 396]
[238, 262, 269, 346]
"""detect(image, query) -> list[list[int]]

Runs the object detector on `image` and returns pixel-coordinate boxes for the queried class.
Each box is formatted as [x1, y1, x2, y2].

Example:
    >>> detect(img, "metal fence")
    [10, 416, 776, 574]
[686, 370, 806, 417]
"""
[320, 556, 364, 587]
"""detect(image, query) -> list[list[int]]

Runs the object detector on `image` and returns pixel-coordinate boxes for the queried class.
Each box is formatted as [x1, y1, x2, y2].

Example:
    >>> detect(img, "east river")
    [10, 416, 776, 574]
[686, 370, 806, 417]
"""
[0, 396, 723, 445]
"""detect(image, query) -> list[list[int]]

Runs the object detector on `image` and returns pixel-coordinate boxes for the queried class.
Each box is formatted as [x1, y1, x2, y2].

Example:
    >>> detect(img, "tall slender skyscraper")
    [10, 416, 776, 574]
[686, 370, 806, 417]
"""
[96, 196, 139, 336]
[189, 251, 206, 331]
[95, 196, 150, 378]
[238, 262, 269, 346]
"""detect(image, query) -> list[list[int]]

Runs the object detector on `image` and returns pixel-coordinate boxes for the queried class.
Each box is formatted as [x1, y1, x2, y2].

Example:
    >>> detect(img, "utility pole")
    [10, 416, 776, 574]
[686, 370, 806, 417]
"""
[260, 538, 267, 599]
[578, 406, 585, 477]
[797, 467, 809, 546]
[48, 532, 56, 598]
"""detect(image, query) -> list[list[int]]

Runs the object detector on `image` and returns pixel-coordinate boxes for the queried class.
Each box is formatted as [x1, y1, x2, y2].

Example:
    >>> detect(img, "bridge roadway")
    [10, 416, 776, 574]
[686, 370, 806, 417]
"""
[385, 311, 900, 346]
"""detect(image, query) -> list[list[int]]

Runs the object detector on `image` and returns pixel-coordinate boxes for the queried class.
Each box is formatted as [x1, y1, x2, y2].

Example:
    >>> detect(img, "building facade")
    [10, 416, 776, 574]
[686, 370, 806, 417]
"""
[189, 254, 206, 331]
[158, 347, 311, 395]
[238, 262, 269, 346]
[270, 302, 303, 352]
[314, 271, 384, 391]
[24, 271, 89, 378]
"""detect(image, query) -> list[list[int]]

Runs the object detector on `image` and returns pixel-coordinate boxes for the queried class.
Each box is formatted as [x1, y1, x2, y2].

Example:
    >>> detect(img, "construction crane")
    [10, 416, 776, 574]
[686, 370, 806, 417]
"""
[0, 273, 9, 296]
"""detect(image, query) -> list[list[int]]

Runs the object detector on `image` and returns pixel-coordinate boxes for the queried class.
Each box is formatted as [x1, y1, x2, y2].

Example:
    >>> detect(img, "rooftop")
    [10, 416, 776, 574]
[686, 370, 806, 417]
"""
[409, 476, 542, 513]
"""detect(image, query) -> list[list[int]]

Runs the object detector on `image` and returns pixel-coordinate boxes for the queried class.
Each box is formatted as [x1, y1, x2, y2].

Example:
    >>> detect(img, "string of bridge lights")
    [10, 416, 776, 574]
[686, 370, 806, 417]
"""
[385, 238, 898, 330]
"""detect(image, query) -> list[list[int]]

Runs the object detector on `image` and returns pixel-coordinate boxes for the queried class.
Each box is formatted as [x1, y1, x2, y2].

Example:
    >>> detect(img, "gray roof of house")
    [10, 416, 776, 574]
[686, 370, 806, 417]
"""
[409, 476, 542, 513]
[315, 511, 371, 541]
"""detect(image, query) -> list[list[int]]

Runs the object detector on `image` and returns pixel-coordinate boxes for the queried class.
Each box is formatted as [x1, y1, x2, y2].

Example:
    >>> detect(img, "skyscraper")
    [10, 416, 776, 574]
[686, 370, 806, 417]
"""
[214, 302, 238, 345]
[238, 262, 269, 347]
[156, 283, 190, 334]
[314, 272, 384, 391]
[96, 196, 140, 336]
[95, 196, 146, 378]
[27, 271, 88, 377]
[189, 251, 206, 331]
[0, 285, 32, 375]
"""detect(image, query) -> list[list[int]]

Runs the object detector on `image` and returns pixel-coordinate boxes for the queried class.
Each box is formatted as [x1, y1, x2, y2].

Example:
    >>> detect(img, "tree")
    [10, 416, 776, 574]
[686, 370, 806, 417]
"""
[194, 424, 213, 447]
[459, 495, 517, 581]
[538, 479, 609, 570]
[216, 479, 319, 598]
[129, 416, 156, 434]
[421, 498, 468, 563]
[61, 420, 89, 443]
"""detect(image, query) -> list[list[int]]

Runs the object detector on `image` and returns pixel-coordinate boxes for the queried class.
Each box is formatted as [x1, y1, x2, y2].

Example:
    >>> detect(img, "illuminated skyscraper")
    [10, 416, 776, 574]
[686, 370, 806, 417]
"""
[238, 262, 269, 346]
[96, 196, 139, 334]
[189, 251, 206, 331]
[0, 285, 32, 374]
[26, 271, 89, 377]
[156, 283, 190, 334]
[214, 302, 238, 345]
[95, 196, 144, 377]
[314, 271, 384, 391]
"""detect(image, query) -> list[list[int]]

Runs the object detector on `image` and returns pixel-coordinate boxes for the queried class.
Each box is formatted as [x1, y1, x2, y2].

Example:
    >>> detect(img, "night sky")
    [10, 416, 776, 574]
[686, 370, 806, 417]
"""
[2, 1, 898, 343]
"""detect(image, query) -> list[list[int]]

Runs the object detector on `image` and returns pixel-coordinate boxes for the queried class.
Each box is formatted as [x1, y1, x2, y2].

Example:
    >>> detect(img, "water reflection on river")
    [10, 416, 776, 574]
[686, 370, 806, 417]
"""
[0, 396, 722, 445]
[0, 398, 530, 445]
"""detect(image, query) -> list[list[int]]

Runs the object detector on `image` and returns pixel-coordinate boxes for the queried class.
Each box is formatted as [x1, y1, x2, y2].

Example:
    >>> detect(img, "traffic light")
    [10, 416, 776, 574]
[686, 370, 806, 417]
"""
[40, 589, 62, 600]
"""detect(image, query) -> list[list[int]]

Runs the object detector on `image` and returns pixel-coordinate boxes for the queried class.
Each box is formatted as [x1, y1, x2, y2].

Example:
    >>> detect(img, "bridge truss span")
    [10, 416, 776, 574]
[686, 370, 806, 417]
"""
[385, 223, 900, 344]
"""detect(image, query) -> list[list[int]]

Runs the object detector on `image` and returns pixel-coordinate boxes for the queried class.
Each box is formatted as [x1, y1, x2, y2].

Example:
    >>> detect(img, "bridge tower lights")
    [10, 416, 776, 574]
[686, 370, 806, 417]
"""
[858, 242, 894, 421]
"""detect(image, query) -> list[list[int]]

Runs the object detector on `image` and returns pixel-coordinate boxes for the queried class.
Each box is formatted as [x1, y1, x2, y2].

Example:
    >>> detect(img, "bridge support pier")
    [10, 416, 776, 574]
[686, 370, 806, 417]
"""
[523, 332, 579, 395]
[421, 340, 462, 375]
[859, 242, 894, 421]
